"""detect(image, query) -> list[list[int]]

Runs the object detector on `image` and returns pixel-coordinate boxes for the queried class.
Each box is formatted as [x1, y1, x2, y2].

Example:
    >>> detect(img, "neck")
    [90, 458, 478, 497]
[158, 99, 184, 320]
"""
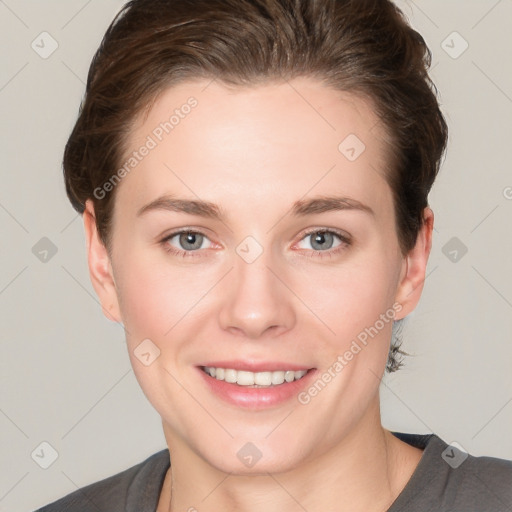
[159, 399, 422, 512]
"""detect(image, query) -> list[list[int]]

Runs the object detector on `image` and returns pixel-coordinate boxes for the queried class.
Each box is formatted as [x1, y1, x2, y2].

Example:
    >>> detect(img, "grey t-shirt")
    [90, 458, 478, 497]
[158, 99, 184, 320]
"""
[34, 432, 512, 511]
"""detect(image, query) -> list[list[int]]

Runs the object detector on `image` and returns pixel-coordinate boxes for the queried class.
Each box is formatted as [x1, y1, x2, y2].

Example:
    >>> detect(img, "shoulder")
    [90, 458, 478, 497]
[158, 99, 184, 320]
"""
[390, 432, 512, 511]
[454, 447, 512, 508]
[33, 448, 170, 512]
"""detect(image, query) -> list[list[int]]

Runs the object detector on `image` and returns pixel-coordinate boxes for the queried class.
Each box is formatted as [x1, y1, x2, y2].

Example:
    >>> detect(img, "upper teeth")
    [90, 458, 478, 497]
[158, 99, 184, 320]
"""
[203, 367, 308, 386]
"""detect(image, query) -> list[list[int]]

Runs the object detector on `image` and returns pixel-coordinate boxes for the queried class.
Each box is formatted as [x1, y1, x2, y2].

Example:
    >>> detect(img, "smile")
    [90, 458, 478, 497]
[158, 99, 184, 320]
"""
[201, 366, 309, 387]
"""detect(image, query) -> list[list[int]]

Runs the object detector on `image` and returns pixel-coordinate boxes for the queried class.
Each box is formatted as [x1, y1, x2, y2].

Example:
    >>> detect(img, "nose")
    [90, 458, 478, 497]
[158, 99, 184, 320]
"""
[218, 246, 296, 339]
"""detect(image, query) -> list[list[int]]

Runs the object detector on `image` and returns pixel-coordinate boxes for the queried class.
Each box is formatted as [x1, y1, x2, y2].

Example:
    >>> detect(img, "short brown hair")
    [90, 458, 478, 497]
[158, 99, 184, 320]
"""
[63, 0, 448, 372]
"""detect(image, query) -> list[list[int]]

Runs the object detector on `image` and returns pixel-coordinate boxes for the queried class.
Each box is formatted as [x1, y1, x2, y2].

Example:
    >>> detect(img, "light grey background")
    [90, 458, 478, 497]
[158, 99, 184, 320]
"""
[1, 1, 511, 511]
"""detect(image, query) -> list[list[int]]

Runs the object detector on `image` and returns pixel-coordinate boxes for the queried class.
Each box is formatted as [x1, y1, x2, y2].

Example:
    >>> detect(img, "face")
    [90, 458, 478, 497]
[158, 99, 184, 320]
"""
[85, 77, 431, 474]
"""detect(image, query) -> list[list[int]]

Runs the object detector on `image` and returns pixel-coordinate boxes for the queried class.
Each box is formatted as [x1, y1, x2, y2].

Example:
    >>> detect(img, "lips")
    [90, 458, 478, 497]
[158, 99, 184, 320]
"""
[195, 361, 318, 409]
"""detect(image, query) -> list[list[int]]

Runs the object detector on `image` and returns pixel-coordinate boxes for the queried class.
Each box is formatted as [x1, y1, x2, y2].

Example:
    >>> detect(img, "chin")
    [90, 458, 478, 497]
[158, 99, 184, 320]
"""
[197, 436, 308, 476]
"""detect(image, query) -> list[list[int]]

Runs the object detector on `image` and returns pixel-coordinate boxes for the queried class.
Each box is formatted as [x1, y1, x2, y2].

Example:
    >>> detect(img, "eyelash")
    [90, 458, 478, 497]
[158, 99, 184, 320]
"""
[160, 227, 352, 260]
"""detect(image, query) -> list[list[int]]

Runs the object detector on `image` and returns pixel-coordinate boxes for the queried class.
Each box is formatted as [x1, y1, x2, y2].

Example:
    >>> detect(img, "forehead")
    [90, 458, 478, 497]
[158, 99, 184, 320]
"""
[115, 77, 392, 222]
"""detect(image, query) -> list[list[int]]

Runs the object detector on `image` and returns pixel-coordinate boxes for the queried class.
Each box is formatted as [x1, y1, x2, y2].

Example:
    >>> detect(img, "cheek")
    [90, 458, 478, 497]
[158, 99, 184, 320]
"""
[113, 248, 179, 348]
[291, 257, 400, 386]
[297, 256, 398, 335]
[114, 255, 192, 404]
[114, 250, 220, 344]
[117, 275, 168, 340]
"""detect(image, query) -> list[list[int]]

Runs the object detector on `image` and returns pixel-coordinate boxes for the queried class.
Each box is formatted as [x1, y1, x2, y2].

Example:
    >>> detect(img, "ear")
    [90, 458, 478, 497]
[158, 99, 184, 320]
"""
[83, 199, 122, 323]
[394, 207, 434, 320]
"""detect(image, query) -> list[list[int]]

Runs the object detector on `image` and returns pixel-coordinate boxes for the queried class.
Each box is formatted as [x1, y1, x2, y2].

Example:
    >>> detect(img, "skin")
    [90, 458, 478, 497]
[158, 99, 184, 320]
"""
[83, 77, 433, 512]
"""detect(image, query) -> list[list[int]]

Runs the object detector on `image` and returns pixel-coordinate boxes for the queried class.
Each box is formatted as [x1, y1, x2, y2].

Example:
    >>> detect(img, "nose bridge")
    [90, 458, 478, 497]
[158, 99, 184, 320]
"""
[218, 235, 295, 338]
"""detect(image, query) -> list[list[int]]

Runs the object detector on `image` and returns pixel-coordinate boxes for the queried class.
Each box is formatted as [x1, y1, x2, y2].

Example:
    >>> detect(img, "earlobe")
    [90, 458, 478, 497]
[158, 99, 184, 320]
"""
[83, 200, 122, 324]
[394, 207, 434, 320]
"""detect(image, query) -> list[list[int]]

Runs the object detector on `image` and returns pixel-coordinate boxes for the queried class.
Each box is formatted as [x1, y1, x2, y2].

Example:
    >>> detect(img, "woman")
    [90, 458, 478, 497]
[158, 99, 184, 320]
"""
[35, 0, 512, 510]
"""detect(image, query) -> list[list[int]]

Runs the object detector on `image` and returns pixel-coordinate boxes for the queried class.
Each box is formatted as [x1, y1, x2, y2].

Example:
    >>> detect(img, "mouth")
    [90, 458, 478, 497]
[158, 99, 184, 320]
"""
[196, 362, 318, 409]
[200, 365, 312, 387]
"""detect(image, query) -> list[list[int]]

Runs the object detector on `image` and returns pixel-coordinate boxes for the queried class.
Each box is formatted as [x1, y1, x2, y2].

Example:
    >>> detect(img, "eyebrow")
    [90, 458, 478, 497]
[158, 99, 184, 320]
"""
[136, 194, 375, 220]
